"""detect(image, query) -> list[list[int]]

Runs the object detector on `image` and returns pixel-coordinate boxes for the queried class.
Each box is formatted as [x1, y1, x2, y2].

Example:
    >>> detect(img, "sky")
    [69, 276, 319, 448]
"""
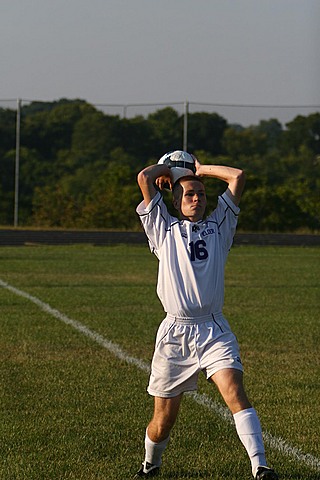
[1, 0, 319, 125]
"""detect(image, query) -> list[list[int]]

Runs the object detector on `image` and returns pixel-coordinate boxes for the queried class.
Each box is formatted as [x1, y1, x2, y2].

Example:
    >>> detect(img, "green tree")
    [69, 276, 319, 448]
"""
[116, 116, 153, 160]
[21, 100, 90, 159]
[254, 119, 283, 152]
[70, 110, 121, 168]
[148, 107, 183, 155]
[240, 185, 304, 232]
[1, 99, 318, 232]
[0, 108, 16, 154]
[79, 161, 141, 229]
[282, 113, 320, 154]
[188, 112, 227, 155]
[32, 184, 81, 228]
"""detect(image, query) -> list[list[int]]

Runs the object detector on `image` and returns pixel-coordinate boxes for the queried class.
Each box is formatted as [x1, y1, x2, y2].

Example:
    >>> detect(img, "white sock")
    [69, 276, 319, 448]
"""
[233, 407, 267, 476]
[144, 430, 170, 467]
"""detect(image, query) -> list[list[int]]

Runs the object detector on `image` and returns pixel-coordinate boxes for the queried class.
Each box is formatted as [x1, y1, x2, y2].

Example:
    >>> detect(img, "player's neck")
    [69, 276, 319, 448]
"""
[180, 214, 202, 223]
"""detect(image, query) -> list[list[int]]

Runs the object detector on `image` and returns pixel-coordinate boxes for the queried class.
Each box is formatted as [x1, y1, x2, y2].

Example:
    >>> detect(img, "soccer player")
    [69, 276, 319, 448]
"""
[134, 155, 278, 480]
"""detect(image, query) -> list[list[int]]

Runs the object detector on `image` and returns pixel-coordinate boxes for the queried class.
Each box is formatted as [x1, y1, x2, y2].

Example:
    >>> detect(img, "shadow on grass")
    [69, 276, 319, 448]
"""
[283, 475, 320, 480]
[163, 469, 240, 479]
[164, 471, 214, 479]
[162, 469, 320, 480]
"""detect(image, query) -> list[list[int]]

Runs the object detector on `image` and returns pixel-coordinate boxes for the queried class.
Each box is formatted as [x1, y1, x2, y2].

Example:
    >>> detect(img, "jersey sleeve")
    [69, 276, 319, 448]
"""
[207, 191, 240, 251]
[136, 192, 178, 254]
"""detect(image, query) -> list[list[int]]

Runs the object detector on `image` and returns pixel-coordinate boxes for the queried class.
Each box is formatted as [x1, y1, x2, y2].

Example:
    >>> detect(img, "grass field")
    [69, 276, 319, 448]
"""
[0, 244, 319, 480]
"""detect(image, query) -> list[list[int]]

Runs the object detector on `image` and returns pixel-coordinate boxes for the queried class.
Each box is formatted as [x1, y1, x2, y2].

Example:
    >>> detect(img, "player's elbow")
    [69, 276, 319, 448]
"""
[137, 169, 151, 188]
[235, 169, 246, 189]
[229, 169, 246, 202]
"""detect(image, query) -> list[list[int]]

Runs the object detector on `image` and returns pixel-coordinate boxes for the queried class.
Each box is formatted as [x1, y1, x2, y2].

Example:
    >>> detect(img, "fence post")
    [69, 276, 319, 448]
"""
[14, 98, 21, 227]
[183, 101, 188, 151]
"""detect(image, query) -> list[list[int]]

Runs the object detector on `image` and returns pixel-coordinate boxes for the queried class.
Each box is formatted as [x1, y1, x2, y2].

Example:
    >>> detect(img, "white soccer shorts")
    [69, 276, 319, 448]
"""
[147, 313, 243, 398]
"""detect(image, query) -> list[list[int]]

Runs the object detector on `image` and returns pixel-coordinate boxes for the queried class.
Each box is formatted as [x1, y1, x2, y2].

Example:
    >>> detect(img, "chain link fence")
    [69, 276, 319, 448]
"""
[0, 98, 319, 227]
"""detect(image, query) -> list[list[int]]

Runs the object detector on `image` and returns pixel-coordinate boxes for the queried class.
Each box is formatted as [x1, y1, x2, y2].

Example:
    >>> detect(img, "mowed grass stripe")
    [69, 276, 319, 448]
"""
[1, 277, 319, 474]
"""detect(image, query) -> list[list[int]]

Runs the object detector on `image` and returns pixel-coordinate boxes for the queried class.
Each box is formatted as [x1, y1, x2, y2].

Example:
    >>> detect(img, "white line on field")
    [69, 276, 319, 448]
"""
[1, 278, 319, 473]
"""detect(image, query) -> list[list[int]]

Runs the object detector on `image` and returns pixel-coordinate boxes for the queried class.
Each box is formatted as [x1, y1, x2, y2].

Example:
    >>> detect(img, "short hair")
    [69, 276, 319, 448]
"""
[172, 175, 205, 201]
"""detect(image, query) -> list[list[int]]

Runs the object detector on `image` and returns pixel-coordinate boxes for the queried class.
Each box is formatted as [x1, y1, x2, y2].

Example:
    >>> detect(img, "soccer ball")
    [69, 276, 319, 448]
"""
[158, 150, 197, 184]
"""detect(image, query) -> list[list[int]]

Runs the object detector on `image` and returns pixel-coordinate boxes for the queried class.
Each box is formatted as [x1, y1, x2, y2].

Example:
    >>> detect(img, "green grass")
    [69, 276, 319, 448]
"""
[0, 244, 319, 479]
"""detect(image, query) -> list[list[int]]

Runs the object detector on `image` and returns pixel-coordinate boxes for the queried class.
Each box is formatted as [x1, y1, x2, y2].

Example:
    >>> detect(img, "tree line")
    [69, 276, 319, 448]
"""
[0, 98, 319, 232]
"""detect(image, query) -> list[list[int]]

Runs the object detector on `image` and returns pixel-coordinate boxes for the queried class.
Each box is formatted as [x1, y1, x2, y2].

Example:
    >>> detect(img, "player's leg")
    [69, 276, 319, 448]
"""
[135, 394, 183, 477]
[211, 369, 278, 479]
[211, 367, 251, 413]
[147, 394, 183, 442]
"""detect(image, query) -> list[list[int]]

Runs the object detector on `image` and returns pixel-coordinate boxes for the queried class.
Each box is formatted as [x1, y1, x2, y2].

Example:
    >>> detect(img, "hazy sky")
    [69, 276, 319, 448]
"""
[1, 0, 319, 125]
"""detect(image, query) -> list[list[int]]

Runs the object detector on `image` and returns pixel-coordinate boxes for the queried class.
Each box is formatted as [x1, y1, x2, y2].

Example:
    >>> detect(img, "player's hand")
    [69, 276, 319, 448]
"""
[194, 158, 202, 176]
[155, 174, 173, 191]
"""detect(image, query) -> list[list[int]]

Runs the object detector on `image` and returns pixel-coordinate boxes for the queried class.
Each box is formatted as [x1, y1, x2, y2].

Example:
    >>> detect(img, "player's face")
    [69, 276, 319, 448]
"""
[175, 179, 207, 222]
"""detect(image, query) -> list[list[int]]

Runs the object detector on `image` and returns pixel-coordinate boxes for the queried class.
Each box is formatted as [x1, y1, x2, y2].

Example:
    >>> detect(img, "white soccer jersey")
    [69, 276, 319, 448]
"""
[136, 191, 240, 318]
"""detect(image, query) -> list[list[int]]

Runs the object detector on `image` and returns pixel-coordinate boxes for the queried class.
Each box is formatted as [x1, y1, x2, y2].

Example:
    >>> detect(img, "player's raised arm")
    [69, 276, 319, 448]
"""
[195, 160, 246, 207]
[137, 164, 173, 207]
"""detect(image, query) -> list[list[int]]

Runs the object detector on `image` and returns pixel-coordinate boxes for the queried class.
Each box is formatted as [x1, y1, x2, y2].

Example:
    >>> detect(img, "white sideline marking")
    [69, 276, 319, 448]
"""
[1, 278, 320, 473]
[0, 279, 149, 374]
[190, 392, 320, 472]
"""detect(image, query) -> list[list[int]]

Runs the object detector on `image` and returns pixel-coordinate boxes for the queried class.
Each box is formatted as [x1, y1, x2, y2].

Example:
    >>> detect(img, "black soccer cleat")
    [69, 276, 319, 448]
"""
[133, 462, 160, 478]
[255, 466, 279, 480]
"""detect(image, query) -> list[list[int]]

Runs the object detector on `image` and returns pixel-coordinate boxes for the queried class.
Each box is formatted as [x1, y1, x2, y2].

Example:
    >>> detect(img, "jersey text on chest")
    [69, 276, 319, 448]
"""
[202, 228, 215, 237]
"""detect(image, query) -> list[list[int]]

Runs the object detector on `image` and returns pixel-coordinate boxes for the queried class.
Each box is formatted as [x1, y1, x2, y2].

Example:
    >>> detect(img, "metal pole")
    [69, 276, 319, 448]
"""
[14, 98, 21, 227]
[183, 101, 188, 151]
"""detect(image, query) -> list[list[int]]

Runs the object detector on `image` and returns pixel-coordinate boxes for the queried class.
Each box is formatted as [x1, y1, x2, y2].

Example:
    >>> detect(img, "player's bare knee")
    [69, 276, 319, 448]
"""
[224, 386, 251, 413]
[219, 380, 246, 405]
[148, 418, 173, 442]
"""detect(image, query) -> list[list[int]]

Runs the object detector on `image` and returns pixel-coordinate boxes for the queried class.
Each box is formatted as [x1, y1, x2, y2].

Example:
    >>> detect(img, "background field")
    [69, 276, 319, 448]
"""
[0, 244, 319, 480]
